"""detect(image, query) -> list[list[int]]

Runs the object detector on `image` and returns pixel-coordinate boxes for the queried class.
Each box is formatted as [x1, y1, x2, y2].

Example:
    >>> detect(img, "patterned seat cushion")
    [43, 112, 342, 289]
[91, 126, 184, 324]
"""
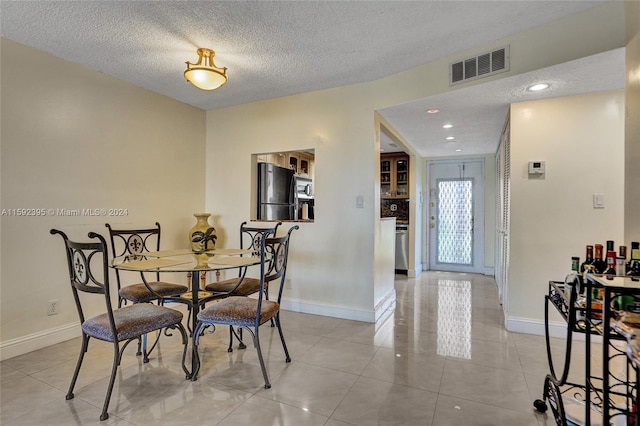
[197, 296, 279, 328]
[204, 278, 261, 296]
[82, 304, 183, 342]
[119, 281, 188, 303]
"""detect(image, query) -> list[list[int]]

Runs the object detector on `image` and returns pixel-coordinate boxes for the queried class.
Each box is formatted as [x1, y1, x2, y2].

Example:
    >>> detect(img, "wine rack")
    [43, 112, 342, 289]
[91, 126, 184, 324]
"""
[534, 275, 639, 425]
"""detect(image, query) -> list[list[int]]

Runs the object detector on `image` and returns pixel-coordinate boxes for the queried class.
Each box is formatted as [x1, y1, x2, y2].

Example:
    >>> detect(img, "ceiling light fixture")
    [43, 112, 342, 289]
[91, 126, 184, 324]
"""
[184, 48, 228, 91]
[426, 109, 440, 114]
[455, 149, 462, 152]
[443, 124, 453, 129]
[446, 136, 455, 140]
[528, 83, 549, 92]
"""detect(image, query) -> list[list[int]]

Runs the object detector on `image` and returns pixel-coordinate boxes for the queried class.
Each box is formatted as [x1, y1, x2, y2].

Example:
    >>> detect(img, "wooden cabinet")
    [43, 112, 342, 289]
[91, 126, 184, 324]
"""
[258, 151, 314, 178]
[257, 153, 287, 168]
[299, 152, 314, 178]
[380, 153, 409, 198]
[288, 152, 314, 178]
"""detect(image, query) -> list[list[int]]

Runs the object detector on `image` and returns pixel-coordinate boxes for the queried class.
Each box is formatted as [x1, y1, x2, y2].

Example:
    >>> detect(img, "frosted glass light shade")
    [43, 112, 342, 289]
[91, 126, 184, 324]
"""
[184, 48, 228, 91]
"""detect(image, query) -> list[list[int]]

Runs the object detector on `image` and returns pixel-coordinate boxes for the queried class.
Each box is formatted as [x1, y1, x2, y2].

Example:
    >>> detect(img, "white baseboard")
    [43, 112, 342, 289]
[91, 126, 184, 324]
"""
[3, 304, 603, 361]
[505, 315, 602, 343]
[1, 322, 81, 361]
[3, 294, 398, 360]
[374, 288, 396, 325]
[419, 264, 495, 276]
[280, 289, 396, 324]
[408, 266, 425, 278]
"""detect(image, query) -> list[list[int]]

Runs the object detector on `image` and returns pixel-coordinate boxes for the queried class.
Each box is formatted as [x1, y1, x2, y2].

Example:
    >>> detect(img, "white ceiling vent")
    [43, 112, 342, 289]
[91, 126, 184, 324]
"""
[449, 46, 509, 85]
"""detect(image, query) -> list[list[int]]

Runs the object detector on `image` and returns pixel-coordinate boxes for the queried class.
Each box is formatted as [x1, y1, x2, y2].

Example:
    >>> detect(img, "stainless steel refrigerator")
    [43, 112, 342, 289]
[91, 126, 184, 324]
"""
[257, 163, 296, 220]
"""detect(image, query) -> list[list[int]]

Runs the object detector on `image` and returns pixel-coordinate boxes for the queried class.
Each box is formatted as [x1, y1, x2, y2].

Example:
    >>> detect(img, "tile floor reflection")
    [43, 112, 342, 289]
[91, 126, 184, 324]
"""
[1, 272, 590, 425]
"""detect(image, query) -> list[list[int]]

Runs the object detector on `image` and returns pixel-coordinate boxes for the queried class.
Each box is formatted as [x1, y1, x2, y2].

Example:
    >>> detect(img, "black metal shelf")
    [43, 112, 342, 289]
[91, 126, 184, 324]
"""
[534, 275, 639, 425]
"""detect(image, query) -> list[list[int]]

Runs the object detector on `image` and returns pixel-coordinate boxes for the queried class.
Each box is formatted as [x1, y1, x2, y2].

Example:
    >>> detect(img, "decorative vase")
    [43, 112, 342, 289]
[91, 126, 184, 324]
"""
[188, 212, 217, 253]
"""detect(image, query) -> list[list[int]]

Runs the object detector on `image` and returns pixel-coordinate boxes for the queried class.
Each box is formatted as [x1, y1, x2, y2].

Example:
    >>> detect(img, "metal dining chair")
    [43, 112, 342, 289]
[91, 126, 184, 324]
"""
[50, 229, 189, 421]
[105, 222, 188, 307]
[105, 222, 189, 355]
[192, 225, 299, 387]
[204, 221, 281, 351]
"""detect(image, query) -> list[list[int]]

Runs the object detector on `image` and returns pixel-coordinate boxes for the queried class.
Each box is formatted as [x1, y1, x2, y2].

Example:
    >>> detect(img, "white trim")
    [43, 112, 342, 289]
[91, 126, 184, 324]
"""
[505, 315, 602, 343]
[426, 158, 485, 274]
[0, 322, 81, 361]
[407, 266, 422, 278]
[280, 288, 396, 324]
[374, 288, 396, 324]
[2, 292, 398, 360]
[483, 267, 495, 276]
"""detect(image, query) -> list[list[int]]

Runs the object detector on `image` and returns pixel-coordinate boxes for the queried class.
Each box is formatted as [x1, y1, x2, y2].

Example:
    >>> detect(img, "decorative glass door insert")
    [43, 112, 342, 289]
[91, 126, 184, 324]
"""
[436, 178, 474, 265]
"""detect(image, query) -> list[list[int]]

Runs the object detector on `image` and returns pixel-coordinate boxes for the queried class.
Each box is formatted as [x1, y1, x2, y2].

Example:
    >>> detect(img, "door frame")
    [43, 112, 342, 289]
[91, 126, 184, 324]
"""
[426, 158, 485, 273]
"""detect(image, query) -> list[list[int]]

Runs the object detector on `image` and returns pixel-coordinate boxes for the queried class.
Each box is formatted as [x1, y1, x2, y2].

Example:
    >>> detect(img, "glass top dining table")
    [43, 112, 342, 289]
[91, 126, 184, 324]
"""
[111, 248, 265, 379]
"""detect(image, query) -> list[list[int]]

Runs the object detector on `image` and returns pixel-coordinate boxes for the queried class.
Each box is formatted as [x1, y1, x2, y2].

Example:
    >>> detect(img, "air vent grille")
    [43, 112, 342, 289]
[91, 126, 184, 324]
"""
[464, 58, 477, 79]
[449, 46, 509, 85]
[477, 53, 491, 76]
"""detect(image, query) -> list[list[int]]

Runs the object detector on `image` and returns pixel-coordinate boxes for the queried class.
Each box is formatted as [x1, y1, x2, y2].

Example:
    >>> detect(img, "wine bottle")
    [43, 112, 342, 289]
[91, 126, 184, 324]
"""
[580, 245, 594, 273]
[604, 250, 617, 275]
[592, 244, 607, 274]
[619, 245, 627, 261]
[627, 242, 639, 274]
[571, 256, 580, 272]
[606, 240, 615, 254]
[616, 256, 626, 276]
[629, 246, 640, 276]
[617, 245, 627, 276]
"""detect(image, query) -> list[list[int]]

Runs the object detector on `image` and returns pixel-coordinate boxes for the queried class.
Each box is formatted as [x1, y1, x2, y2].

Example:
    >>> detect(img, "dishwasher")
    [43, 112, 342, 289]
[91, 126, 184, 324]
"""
[395, 224, 409, 272]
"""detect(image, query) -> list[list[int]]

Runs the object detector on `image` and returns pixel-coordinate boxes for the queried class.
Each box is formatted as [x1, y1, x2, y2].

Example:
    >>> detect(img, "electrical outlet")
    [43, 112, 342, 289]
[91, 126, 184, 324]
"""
[47, 299, 59, 316]
[285, 278, 292, 289]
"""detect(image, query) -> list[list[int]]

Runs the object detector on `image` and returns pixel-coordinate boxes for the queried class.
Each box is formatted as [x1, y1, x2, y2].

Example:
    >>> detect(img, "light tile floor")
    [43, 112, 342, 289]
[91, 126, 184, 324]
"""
[1, 272, 603, 425]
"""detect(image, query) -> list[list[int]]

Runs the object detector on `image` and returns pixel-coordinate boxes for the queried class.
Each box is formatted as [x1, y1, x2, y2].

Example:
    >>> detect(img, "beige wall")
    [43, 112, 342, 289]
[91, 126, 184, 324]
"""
[509, 91, 625, 323]
[0, 2, 631, 356]
[204, 3, 627, 322]
[205, 84, 384, 321]
[0, 39, 206, 358]
[625, 0, 640, 242]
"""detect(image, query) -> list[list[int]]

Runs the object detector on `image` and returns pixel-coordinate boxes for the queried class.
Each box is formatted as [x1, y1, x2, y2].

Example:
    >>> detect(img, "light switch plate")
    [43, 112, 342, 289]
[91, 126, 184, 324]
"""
[593, 193, 605, 209]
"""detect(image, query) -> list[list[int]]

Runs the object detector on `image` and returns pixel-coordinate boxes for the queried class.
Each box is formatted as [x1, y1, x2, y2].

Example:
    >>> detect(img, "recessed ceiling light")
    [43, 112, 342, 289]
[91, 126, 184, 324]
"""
[426, 109, 440, 114]
[455, 149, 462, 152]
[528, 83, 550, 92]
[446, 136, 455, 140]
[443, 124, 453, 129]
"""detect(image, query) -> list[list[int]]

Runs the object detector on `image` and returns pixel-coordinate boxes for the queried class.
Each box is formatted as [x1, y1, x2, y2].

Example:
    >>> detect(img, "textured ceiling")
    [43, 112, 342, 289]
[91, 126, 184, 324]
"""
[0, 1, 624, 157]
[379, 48, 626, 157]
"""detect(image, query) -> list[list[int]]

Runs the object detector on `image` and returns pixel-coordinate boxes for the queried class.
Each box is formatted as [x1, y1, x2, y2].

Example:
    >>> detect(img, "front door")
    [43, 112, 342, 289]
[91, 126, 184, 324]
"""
[428, 159, 484, 273]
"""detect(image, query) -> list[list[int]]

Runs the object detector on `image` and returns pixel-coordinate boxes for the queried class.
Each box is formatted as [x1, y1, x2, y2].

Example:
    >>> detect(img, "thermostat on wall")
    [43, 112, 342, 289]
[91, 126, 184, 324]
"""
[528, 161, 545, 175]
